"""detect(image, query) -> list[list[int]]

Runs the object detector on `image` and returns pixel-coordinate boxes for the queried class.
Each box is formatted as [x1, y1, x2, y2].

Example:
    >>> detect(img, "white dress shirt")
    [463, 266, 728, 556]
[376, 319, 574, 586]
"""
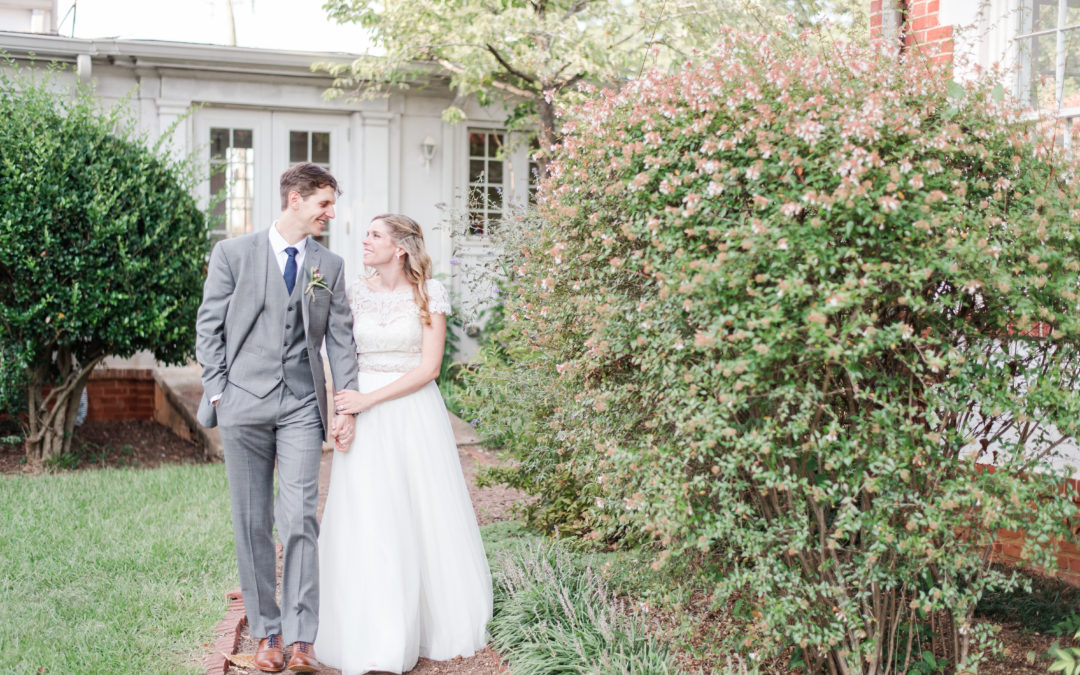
[269, 221, 308, 274]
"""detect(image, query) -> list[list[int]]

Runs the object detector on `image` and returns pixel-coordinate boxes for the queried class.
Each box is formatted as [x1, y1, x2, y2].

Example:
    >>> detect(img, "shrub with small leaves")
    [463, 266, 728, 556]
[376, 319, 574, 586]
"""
[466, 31, 1080, 672]
[0, 61, 209, 462]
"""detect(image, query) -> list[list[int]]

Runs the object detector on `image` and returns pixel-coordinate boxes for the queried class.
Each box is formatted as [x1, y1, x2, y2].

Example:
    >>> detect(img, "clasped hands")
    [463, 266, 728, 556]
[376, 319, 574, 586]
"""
[330, 389, 376, 452]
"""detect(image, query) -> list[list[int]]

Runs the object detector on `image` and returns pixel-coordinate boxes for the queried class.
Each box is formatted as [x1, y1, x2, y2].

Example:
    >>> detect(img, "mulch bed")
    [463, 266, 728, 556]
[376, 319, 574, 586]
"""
[0, 420, 209, 475]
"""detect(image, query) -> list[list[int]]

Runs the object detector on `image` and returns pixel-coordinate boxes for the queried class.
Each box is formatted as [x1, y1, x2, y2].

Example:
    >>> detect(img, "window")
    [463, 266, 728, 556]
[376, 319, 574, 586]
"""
[1017, 0, 1080, 149]
[467, 130, 505, 235]
[289, 130, 331, 168]
[288, 130, 333, 247]
[528, 137, 541, 204]
[209, 127, 255, 242]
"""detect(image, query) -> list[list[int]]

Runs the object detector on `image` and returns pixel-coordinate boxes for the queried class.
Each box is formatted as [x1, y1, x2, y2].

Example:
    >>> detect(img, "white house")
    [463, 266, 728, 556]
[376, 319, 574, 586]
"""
[0, 0, 54, 34]
[1, 2, 535, 353]
[872, 0, 1078, 151]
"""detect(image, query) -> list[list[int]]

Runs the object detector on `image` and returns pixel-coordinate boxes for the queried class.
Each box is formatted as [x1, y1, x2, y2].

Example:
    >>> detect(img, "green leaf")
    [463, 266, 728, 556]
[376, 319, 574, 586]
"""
[0, 59, 210, 450]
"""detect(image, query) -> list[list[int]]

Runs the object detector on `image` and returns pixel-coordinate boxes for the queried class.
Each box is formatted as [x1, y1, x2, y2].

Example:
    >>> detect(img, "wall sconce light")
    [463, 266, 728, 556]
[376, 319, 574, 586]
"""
[420, 136, 437, 171]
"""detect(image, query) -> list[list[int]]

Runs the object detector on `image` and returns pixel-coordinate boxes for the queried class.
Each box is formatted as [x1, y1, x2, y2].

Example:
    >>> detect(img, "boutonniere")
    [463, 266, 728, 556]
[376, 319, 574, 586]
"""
[304, 266, 332, 297]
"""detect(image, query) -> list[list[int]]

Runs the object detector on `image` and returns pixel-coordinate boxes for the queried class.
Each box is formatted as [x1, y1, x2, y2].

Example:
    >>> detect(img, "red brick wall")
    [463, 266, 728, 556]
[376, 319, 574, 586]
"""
[991, 528, 1080, 586]
[978, 464, 1080, 586]
[85, 368, 155, 422]
[870, 0, 954, 64]
[869, 0, 885, 38]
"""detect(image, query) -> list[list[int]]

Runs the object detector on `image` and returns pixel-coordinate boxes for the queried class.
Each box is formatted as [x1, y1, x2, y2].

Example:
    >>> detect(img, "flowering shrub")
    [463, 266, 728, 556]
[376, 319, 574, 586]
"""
[467, 30, 1080, 672]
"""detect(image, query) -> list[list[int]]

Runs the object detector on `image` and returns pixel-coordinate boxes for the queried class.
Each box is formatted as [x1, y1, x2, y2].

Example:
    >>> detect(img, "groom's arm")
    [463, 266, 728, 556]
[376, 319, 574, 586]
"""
[323, 256, 359, 394]
[196, 242, 235, 401]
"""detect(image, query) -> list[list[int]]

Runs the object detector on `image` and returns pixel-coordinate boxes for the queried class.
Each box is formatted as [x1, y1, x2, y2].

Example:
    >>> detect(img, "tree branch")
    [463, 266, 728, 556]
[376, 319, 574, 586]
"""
[561, 0, 591, 22]
[485, 44, 539, 84]
[552, 71, 585, 93]
[436, 58, 538, 100]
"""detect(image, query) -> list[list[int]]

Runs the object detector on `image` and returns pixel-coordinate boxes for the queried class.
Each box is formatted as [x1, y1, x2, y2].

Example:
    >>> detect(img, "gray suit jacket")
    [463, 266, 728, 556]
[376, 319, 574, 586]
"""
[194, 228, 359, 440]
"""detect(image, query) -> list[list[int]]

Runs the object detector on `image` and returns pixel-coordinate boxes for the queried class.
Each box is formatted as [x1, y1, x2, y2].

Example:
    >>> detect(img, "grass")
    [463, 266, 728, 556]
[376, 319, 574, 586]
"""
[479, 522, 680, 674]
[480, 521, 671, 601]
[0, 463, 236, 674]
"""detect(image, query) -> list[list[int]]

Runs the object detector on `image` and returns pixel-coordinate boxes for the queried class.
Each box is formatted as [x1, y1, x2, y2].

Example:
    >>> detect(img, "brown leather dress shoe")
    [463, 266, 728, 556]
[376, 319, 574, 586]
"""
[287, 641, 320, 673]
[254, 634, 285, 672]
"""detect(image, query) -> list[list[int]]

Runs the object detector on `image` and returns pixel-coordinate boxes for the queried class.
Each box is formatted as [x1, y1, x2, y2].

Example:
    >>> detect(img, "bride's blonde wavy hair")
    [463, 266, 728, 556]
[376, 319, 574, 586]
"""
[371, 213, 435, 325]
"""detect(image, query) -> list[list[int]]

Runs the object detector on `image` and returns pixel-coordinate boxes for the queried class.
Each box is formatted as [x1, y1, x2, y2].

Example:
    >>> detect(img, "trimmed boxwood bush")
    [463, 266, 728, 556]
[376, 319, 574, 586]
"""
[468, 32, 1080, 672]
[0, 62, 209, 461]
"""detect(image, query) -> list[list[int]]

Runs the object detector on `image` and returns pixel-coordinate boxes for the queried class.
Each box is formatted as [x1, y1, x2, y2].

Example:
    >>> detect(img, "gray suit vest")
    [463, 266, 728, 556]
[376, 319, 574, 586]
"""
[260, 246, 316, 400]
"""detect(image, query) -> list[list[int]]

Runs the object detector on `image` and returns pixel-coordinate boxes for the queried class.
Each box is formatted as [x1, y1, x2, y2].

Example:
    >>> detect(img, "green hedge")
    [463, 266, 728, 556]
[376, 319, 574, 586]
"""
[0, 61, 209, 459]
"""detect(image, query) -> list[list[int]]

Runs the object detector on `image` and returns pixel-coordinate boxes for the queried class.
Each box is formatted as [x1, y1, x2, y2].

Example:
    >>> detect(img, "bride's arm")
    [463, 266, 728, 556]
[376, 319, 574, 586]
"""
[332, 312, 447, 414]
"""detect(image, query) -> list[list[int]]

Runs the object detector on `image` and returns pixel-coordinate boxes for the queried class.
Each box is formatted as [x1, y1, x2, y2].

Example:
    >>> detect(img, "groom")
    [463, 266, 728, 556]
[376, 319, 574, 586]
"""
[196, 163, 359, 673]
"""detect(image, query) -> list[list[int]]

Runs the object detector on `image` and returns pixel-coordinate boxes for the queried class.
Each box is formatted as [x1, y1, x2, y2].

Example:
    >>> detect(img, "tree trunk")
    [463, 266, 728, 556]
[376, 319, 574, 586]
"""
[535, 98, 559, 178]
[24, 349, 103, 463]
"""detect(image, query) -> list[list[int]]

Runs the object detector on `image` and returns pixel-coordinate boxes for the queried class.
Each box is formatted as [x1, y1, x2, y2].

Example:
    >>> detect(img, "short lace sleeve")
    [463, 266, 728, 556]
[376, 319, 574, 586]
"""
[426, 278, 452, 316]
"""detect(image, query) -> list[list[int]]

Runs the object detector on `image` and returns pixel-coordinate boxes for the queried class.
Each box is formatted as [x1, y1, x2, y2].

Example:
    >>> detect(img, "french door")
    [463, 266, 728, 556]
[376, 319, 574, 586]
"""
[195, 109, 352, 252]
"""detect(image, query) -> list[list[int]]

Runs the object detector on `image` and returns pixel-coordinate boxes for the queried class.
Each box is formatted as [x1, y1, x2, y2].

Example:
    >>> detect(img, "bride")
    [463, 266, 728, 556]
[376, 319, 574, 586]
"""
[316, 214, 493, 674]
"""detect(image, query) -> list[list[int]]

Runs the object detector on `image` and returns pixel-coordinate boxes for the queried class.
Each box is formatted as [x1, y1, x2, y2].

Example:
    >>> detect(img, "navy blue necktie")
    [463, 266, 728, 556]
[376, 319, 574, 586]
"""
[283, 247, 298, 294]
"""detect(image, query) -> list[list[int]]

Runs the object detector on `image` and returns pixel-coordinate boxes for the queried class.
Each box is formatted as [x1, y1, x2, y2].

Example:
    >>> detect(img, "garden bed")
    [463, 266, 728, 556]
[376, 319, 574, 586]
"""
[0, 419, 208, 474]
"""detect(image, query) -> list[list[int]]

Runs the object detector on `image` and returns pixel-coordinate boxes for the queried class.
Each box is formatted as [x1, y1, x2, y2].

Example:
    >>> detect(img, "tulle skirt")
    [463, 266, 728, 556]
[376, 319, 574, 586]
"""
[316, 372, 493, 674]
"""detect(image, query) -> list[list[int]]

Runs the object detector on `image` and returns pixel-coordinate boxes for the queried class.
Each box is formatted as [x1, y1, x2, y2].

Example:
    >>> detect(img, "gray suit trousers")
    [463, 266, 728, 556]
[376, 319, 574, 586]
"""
[218, 381, 324, 644]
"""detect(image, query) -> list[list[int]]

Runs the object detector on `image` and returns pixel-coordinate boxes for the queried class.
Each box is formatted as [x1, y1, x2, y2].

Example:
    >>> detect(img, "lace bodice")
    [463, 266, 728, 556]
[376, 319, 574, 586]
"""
[348, 277, 452, 373]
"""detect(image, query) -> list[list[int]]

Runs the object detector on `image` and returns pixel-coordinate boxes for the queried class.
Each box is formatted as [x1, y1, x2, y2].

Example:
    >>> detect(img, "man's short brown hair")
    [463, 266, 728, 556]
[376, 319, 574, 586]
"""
[279, 163, 341, 210]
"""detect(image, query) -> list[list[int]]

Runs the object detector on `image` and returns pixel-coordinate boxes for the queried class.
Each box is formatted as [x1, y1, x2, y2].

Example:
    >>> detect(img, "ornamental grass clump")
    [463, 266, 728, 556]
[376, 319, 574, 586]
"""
[468, 30, 1080, 673]
[489, 542, 677, 674]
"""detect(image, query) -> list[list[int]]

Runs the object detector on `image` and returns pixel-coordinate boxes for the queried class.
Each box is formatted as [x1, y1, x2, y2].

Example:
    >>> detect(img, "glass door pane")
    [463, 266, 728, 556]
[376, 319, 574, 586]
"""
[197, 110, 272, 242]
[272, 113, 351, 256]
[284, 129, 335, 248]
[208, 127, 256, 242]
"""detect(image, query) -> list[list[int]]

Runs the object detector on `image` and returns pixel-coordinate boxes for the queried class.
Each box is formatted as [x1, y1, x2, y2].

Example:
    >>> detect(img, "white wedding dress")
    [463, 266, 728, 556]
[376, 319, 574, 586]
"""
[316, 277, 493, 674]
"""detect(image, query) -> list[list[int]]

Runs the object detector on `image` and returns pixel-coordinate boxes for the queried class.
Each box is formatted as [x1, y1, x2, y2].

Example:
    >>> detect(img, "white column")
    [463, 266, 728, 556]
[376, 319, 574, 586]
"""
[436, 118, 456, 279]
[341, 112, 393, 280]
[156, 100, 193, 162]
[359, 112, 392, 220]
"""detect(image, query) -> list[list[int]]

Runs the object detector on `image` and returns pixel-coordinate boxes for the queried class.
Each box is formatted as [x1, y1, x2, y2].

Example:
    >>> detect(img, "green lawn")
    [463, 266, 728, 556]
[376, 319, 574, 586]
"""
[0, 464, 683, 674]
[0, 464, 236, 674]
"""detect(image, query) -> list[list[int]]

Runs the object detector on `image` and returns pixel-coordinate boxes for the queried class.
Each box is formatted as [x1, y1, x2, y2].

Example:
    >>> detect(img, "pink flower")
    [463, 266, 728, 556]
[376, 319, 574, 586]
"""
[877, 195, 901, 213]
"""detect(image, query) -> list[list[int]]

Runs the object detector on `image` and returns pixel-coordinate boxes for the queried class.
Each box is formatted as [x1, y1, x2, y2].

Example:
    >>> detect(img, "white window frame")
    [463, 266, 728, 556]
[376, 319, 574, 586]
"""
[1014, 0, 1080, 151]
[459, 125, 536, 238]
[196, 110, 273, 242]
[271, 112, 351, 250]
